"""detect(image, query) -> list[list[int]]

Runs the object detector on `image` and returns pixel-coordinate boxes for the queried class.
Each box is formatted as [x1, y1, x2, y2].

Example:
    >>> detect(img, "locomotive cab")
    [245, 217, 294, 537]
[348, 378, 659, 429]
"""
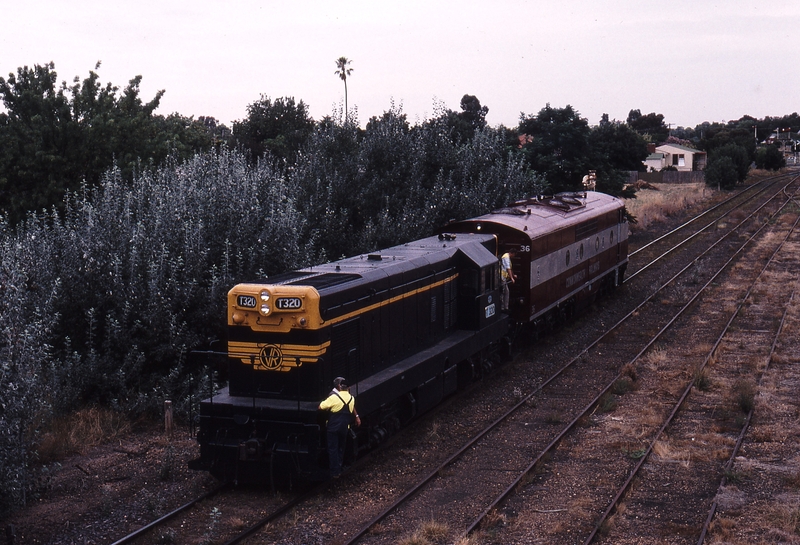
[453, 236, 503, 330]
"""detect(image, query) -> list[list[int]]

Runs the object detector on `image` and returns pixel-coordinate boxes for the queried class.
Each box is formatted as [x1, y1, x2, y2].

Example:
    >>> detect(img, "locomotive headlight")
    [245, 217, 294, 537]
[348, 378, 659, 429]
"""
[260, 290, 270, 302]
[260, 304, 271, 315]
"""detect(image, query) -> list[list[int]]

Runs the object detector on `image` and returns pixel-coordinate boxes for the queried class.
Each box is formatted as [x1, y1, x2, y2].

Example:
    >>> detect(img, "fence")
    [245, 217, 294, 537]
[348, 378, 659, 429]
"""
[626, 171, 706, 185]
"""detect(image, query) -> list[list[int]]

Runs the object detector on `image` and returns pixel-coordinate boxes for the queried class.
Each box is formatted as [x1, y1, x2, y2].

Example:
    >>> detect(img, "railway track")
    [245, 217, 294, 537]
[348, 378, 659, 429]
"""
[583, 194, 800, 544]
[320, 176, 800, 544]
[109, 173, 800, 544]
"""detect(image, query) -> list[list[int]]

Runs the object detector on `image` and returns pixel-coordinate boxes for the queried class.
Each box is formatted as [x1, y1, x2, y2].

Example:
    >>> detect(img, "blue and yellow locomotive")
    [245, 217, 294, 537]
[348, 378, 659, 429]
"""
[192, 232, 508, 483]
[190, 191, 628, 484]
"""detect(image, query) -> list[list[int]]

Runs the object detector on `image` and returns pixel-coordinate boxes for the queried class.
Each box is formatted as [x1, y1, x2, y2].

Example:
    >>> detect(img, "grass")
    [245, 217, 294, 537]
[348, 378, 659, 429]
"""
[397, 519, 450, 545]
[732, 379, 756, 413]
[652, 439, 691, 467]
[612, 376, 635, 395]
[768, 502, 800, 536]
[693, 366, 712, 391]
[36, 407, 132, 461]
[598, 393, 618, 413]
[642, 347, 668, 372]
[624, 182, 715, 231]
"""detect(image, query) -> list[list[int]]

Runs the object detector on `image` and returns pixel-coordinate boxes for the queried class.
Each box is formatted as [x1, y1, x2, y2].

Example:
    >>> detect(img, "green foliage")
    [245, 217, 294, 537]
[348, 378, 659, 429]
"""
[627, 109, 670, 143]
[518, 104, 592, 193]
[704, 155, 739, 190]
[589, 118, 649, 172]
[709, 143, 750, 186]
[231, 95, 314, 163]
[0, 218, 59, 515]
[293, 104, 544, 260]
[435, 94, 490, 143]
[754, 144, 786, 170]
[696, 122, 756, 161]
[0, 62, 217, 224]
[517, 106, 629, 195]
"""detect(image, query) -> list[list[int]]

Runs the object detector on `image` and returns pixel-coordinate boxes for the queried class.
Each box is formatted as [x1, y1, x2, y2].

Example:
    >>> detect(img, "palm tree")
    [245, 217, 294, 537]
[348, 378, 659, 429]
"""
[334, 56, 353, 123]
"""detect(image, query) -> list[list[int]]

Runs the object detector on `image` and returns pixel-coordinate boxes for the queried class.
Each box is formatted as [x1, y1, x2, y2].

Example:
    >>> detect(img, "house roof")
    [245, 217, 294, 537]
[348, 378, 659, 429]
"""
[656, 143, 704, 154]
[646, 153, 665, 160]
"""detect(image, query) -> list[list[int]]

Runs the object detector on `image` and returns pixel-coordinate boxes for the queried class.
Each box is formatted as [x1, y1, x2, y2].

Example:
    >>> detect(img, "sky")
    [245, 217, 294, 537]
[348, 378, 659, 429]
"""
[3, 1, 799, 130]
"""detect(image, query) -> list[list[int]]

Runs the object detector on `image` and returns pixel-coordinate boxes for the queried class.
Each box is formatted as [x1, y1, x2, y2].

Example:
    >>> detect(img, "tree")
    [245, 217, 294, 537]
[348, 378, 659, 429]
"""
[754, 144, 785, 171]
[588, 118, 649, 171]
[626, 109, 670, 144]
[0, 62, 218, 224]
[334, 57, 353, 123]
[705, 143, 749, 189]
[518, 104, 592, 193]
[696, 122, 756, 161]
[704, 155, 738, 190]
[232, 96, 314, 163]
[712, 143, 750, 183]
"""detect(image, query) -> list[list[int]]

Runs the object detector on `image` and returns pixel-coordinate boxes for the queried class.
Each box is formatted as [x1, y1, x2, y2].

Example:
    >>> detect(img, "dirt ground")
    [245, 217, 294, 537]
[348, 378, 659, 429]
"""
[2, 424, 217, 545]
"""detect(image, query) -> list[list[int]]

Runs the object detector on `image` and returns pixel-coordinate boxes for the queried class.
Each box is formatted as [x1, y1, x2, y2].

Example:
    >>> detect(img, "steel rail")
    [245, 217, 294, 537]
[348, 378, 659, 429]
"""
[629, 174, 785, 258]
[626, 173, 790, 281]
[581, 196, 800, 544]
[218, 481, 330, 545]
[696, 191, 800, 544]
[109, 482, 231, 545]
[696, 290, 796, 545]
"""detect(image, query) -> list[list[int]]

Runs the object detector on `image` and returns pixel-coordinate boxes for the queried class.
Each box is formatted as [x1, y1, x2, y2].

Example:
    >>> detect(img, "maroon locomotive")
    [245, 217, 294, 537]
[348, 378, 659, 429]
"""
[441, 190, 628, 328]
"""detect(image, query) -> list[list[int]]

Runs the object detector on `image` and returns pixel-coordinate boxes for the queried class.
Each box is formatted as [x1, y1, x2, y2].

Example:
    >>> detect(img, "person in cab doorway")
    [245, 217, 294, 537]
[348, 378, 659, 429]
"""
[318, 377, 361, 478]
[501, 250, 516, 311]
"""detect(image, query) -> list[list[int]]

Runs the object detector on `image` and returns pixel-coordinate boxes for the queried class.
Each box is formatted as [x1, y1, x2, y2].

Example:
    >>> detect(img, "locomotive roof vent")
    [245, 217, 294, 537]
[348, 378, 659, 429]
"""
[367, 254, 383, 261]
[491, 206, 529, 216]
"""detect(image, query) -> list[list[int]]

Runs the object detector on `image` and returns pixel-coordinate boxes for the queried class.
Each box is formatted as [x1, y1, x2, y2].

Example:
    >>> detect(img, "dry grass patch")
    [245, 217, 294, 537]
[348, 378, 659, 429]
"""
[37, 407, 132, 461]
[731, 379, 757, 414]
[635, 402, 666, 428]
[709, 515, 738, 541]
[693, 365, 713, 391]
[693, 432, 737, 463]
[766, 497, 800, 537]
[624, 183, 714, 231]
[754, 388, 782, 416]
[641, 347, 668, 372]
[620, 362, 637, 382]
[652, 438, 691, 466]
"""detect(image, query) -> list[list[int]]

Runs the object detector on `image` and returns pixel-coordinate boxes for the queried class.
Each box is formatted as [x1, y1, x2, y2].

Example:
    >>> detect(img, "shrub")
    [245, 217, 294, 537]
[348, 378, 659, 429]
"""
[705, 155, 739, 190]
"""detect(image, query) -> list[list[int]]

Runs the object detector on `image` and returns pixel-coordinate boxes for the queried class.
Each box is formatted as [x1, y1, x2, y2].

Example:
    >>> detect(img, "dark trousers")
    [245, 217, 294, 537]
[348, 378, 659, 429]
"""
[326, 416, 350, 476]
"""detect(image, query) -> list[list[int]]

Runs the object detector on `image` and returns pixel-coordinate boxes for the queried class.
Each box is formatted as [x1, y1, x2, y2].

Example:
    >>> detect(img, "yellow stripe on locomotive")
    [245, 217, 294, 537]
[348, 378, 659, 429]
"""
[228, 340, 332, 372]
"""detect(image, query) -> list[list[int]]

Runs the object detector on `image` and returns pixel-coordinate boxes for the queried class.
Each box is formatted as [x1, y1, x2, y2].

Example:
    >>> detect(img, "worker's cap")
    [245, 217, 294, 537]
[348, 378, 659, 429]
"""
[333, 376, 348, 388]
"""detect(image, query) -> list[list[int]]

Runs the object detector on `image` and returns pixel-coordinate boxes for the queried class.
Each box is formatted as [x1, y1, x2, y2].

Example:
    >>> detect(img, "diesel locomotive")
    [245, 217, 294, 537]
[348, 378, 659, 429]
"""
[189, 190, 628, 485]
